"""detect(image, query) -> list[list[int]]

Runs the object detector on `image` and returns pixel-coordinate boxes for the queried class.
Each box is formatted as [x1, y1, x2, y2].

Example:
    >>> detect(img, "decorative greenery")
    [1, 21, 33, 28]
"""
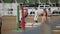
[29, 0, 35, 4]
[17, 0, 23, 3]
[40, 0, 47, 3]
[3, 0, 12, 3]
[50, 0, 57, 3]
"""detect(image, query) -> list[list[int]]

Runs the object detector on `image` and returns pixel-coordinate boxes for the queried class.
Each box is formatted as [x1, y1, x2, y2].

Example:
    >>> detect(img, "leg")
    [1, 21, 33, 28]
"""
[32, 22, 34, 28]
[32, 20, 37, 27]
[35, 20, 38, 23]
[42, 17, 47, 34]
[42, 17, 44, 34]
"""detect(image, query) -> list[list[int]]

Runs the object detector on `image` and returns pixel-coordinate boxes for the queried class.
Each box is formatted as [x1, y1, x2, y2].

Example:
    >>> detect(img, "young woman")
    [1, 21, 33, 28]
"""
[41, 8, 47, 34]
[42, 8, 47, 23]
[42, 8, 51, 34]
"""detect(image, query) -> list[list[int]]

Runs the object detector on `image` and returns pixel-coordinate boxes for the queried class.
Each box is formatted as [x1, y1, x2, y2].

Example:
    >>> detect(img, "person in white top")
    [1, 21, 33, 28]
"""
[32, 7, 39, 27]
[34, 7, 38, 23]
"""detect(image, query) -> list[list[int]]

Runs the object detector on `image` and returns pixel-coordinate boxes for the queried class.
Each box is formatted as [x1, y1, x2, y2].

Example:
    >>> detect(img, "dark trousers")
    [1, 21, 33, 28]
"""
[0, 19, 2, 34]
[0, 18, 2, 34]
[0, 23, 2, 34]
[0, 22, 2, 34]
[0, 27, 1, 34]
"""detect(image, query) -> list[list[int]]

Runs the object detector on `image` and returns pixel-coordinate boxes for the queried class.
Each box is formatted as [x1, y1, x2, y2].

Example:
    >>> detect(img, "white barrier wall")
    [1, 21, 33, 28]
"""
[0, 3, 60, 16]
[51, 7, 59, 13]
[0, 3, 18, 16]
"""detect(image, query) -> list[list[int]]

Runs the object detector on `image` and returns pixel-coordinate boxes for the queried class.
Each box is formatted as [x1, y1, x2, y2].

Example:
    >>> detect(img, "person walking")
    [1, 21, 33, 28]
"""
[32, 7, 39, 27]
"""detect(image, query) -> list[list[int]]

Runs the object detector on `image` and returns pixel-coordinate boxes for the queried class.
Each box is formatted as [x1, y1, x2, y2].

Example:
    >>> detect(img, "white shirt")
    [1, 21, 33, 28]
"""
[34, 10, 38, 20]
[47, 11, 52, 16]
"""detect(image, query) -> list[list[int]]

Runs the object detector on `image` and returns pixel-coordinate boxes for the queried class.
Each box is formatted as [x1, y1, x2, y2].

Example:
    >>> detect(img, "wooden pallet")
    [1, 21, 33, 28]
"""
[1, 16, 17, 34]
[52, 26, 60, 34]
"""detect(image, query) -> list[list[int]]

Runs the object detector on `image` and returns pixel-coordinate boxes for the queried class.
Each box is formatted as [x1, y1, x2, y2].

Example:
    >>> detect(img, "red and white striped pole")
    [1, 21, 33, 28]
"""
[20, 4, 25, 31]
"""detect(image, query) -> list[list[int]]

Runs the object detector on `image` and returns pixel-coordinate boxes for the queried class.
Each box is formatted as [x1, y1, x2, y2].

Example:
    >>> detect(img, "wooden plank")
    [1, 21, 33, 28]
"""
[25, 16, 60, 22]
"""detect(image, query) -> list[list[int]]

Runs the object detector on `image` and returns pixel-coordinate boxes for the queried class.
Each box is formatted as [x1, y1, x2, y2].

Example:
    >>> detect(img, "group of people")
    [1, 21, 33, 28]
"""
[0, 6, 52, 34]
[32, 7, 52, 27]
[31, 7, 52, 34]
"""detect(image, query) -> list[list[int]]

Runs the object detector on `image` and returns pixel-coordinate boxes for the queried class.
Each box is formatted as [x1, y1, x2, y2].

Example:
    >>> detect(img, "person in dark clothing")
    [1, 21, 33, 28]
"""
[0, 13, 2, 34]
